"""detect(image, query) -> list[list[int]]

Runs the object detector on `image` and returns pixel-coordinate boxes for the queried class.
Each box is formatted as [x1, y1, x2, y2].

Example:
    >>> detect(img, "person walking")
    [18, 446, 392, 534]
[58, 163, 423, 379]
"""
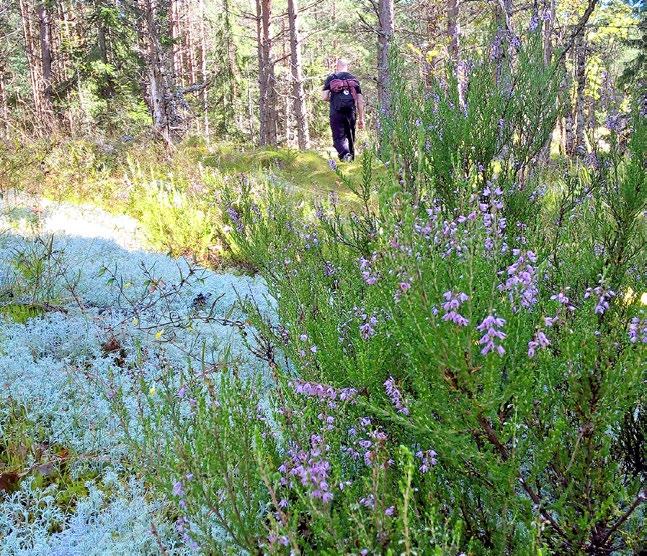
[322, 58, 365, 162]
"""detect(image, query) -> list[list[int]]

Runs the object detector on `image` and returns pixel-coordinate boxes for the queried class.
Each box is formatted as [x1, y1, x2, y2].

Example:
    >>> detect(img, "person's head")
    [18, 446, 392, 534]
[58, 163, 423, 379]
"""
[335, 58, 350, 72]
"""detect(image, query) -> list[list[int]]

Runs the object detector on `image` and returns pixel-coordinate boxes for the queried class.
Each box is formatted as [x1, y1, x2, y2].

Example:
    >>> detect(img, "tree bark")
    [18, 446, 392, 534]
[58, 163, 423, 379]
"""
[446, 0, 464, 106]
[256, 0, 277, 146]
[198, 0, 209, 138]
[139, 0, 181, 144]
[19, 0, 44, 123]
[573, 36, 587, 156]
[37, 2, 54, 117]
[0, 55, 7, 137]
[223, 0, 239, 131]
[287, 0, 310, 149]
[170, 0, 182, 84]
[542, 0, 555, 65]
[377, 0, 394, 116]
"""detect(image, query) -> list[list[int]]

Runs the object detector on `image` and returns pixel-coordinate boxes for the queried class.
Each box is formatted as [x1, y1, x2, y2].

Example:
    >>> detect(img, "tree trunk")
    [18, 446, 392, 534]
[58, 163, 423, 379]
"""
[446, 0, 464, 106]
[377, 0, 394, 116]
[19, 0, 44, 123]
[139, 0, 180, 144]
[573, 36, 587, 156]
[0, 55, 7, 137]
[542, 0, 555, 65]
[198, 0, 209, 138]
[287, 0, 310, 149]
[170, 0, 182, 84]
[256, 0, 277, 146]
[223, 0, 239, 131]
[37, 2, 54, 118]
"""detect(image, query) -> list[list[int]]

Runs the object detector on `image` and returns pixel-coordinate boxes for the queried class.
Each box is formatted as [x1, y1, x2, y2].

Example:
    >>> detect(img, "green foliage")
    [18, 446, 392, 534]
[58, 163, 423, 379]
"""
[382, 30, 561, 207]
[218, 78, 646, 555]
[113, 50, 646, 554]
[0, 400, 95, 520]
[111, 364, 277, 553]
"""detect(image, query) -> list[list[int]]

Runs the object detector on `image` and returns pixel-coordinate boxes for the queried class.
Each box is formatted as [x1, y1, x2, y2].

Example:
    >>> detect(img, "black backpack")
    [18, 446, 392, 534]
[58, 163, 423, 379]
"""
[330, 73, 359, 111]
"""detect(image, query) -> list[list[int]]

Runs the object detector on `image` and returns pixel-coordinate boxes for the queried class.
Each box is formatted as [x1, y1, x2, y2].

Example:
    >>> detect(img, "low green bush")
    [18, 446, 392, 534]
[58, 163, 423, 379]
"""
[121, 39, 645, 554]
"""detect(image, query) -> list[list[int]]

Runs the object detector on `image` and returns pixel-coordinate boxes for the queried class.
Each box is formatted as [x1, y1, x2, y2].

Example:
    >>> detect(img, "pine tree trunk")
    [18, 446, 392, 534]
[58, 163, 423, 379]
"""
[37, 2, 54, 119]
[139, 0, 179, 144]
[257, 0, 277, 146]
[19, 0, 44, 123]
[170, 0, 182, 84]
[287, 0, 310, 149]
[223, 0, 239, 131]
[446, 0, 464, 106]
[543, 0, 555, 65]
[186, 7, 197, 85]
[377, 0, 394, 117]
[198, 0, 209, 138]
[0, 55, 7, 137]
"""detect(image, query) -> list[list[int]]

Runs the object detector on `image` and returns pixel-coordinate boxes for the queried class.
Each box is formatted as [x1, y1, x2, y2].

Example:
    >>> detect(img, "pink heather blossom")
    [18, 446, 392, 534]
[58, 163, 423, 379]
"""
[384, 376, 410, 415]
[528, 330, 550, 358]
[477, 314, 507, 356]
[416, 449, 438, 473]
[441, 291, 470, 326]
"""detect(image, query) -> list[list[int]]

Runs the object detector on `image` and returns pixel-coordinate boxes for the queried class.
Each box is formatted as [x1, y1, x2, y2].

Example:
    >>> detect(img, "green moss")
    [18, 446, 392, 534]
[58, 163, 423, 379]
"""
[5, 138, 387, 270]
[0, 401, 98, 516]
[0, 303, 46, 323]
[200, 143, 370, 199]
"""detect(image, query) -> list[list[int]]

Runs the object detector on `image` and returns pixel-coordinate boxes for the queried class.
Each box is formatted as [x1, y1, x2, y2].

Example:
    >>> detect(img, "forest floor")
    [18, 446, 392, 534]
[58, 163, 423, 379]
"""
[0, 191, 270, 554]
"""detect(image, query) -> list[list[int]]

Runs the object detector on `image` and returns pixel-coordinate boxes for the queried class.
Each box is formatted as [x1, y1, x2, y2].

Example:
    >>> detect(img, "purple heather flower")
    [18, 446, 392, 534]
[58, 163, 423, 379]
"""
[477, 314, 507, 356]
[226, 206, 244, 232]
[360, 315, 378, 339]
[384, 376, 410, 415]
[551, 292, 571, 306]
[416, 449, 438, 473]
[441, 291, 470, 326]
[585, 285, 616, 315]
[529, 14, 539, 31]
[385, 506, 395, 516]
[605, 114, 622, 133]
[280, 435, 333, 503]
[499, 250, 538, 310]
[628, 317, 647, 344]
[292, 380, 358, 402]
[359, 255, 379, 285]
[177, 385, 187, 398]
[360, 494, 375, 509]
[172, 480, 184, 497]
[544, 315, 558, 327]
[528, 330, 550, 358]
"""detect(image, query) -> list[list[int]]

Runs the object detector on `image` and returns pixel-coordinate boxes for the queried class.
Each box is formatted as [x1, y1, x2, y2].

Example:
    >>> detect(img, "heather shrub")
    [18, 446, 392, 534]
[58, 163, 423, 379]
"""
[122, 42, 645, 554]
[221, 64, 644, 555]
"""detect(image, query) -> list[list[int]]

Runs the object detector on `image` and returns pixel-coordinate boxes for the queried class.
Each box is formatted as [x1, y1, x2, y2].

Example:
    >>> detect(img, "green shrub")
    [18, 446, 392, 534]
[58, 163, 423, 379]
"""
[219, 52, 645, 554]
[118, 39, 645, 554]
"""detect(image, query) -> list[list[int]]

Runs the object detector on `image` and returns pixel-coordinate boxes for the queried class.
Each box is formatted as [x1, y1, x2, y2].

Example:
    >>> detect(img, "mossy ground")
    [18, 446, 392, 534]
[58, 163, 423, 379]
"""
[1, 137, 384, 268]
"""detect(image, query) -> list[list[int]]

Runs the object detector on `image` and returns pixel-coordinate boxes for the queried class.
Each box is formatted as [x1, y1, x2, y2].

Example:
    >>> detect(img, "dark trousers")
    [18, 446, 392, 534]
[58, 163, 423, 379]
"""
[330, 108, 356, 160]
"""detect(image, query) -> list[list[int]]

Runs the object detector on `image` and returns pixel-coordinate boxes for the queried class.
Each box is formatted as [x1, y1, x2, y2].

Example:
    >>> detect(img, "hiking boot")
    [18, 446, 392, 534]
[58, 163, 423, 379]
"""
[342, 153, 353, 163]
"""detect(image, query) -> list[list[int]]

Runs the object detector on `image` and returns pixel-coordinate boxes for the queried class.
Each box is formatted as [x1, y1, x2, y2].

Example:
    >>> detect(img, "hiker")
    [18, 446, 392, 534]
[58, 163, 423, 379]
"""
[322, 58, 365, 162]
